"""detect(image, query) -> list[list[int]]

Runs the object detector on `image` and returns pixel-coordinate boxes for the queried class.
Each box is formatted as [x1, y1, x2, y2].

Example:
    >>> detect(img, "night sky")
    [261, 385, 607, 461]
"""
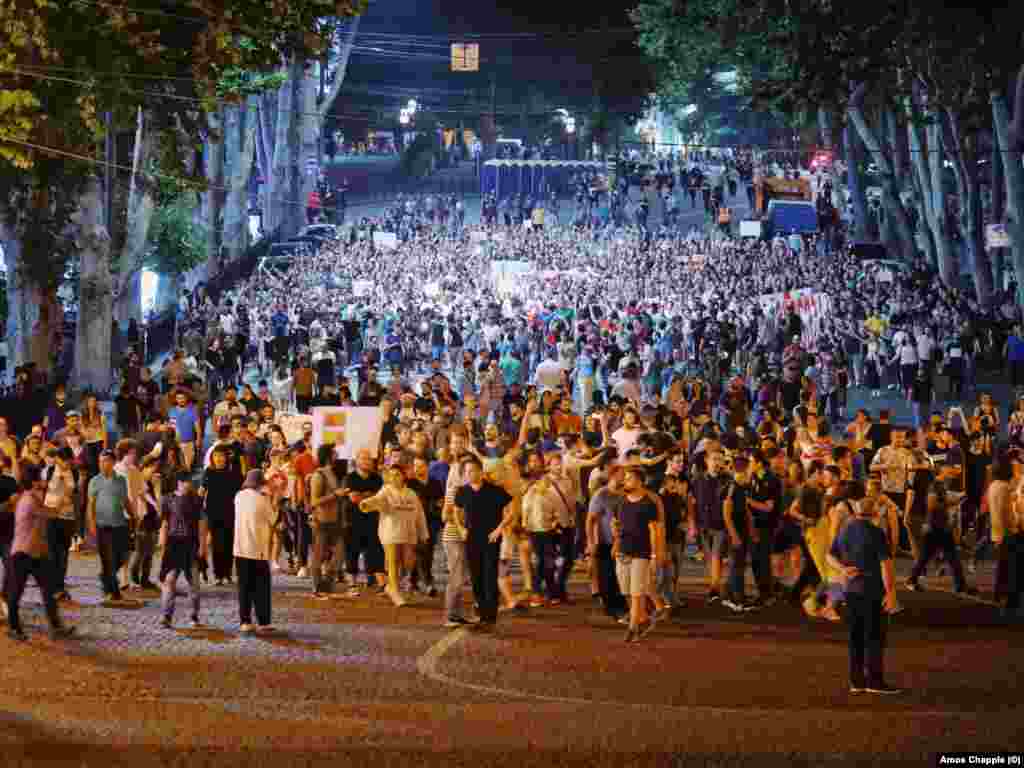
[338, 0, 646, 131]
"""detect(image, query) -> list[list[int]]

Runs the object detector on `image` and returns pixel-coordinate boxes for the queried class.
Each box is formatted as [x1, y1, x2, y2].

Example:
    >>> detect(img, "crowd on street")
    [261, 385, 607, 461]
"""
[2, 159, 1024, 697]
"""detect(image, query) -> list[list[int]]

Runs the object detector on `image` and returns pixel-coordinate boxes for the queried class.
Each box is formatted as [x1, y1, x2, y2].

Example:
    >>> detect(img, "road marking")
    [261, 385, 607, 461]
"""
[928, 586, 1001, 608]
[414, 627, 990, 718]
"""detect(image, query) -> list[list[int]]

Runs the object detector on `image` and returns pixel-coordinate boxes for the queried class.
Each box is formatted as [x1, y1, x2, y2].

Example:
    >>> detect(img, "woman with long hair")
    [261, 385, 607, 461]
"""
[80, 392, 107, 473]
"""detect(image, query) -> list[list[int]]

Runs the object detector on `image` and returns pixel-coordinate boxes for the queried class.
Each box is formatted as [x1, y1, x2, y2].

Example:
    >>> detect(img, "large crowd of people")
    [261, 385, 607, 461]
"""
[2, 160, 1023, 697]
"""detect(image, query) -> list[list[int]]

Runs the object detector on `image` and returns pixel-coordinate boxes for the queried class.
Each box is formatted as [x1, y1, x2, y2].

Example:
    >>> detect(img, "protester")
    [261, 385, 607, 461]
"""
[234, 469, 277, 633]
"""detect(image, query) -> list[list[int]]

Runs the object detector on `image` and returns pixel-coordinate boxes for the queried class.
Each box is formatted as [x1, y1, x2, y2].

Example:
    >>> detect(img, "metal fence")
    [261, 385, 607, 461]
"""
[343, 176, 481, 211]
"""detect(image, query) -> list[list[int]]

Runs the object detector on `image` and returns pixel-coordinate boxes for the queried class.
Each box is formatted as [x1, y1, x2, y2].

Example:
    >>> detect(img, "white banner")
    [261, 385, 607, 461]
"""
[986, 223, 1010, 250]
[756, 288, 834, 348]
[311, 406, 383, 459]
[739, 220, 762, 238]
[373, 232, 398, 250]
[353, 280, 374, 297]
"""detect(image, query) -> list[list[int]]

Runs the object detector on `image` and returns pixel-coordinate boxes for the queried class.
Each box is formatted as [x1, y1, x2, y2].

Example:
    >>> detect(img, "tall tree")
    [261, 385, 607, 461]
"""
[0, 0, 365, 380]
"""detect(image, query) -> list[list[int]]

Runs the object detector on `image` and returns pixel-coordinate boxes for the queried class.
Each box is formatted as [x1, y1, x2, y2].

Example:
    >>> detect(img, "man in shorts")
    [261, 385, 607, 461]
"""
[612, 466, 659, 643]
[692, 451, 730, 602]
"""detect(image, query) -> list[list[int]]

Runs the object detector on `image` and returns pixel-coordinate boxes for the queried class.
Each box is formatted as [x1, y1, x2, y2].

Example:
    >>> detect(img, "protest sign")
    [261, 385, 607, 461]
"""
[277, 413, 313, 445]
[311, 407, 383, 459]
[373, 232, 398, 250]
[986, 223, 1009, 250]
[739, 220, 762, 238]
[353, 280, 374, 297]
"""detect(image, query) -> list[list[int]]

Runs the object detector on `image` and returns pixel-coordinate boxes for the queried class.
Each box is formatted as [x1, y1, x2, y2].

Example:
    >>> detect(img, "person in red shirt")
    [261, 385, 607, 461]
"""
[306, 189, 322, 224]
[290, 432, 317, 578]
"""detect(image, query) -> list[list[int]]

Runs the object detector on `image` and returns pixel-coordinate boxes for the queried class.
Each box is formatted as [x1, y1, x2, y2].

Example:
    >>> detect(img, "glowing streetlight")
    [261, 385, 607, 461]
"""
[407, 99, 417, 113]
[566, 117, 576, 134]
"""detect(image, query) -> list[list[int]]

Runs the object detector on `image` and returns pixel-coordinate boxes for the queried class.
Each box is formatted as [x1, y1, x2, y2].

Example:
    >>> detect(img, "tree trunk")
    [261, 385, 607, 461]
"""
[115, 107, 157, 326]
[1, 225, 60, 376]
[844, 122, 870, 241]
[299, 63, 319, 228]
[267, 59, 303, 238]
[992, 67, 1024, 304]
[817, 107, 834, 149]
[257, 89, 277, 224]
[205, 108, 226, 276]
[908, 83, 956, 285]
[942, 109, 994, 306]
[847, 89, 915, 260]
[72, 177, 114, 396]
[317, 15, 360, 164]
[879, 108, 917, 262]
[223, 97, 259, 264]
[991, 134, 1006, 290]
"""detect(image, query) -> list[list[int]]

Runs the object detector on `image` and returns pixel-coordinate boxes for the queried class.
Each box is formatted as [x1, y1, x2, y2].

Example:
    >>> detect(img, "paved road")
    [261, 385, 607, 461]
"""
[1, 549, 1019, 767]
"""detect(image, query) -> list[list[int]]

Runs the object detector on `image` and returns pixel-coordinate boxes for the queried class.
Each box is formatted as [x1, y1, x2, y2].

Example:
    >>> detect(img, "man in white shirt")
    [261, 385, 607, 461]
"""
[535, 352, 563, 392]
[234, 470, 277, 633]
[611, 406, 644, 458]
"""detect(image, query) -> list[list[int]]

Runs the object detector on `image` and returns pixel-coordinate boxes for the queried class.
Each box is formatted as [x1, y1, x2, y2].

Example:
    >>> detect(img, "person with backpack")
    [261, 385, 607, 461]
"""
[308, 444, 346, 599]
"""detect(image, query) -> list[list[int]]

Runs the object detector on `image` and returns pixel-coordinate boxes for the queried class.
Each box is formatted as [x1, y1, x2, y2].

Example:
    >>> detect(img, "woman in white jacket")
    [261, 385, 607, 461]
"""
[359, 467, 428, 606]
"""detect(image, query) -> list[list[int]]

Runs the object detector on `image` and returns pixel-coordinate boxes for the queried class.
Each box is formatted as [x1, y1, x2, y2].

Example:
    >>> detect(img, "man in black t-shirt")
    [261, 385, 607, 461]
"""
[454, 455, 513, 630]
[748, 451, 782, 605]
[613, 466, 659, 642]
[342, 450, 384, 593]
[723, 455, 756, 612]
[158, 473, 207, 628]
[865, 411, 893, 466]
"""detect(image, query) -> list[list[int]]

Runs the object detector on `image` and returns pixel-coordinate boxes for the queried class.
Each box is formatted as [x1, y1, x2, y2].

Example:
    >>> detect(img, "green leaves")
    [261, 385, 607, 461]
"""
[147, 191, 206, 276]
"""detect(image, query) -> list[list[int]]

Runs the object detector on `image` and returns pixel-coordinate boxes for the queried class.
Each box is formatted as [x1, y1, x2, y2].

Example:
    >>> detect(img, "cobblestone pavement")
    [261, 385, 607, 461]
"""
[1, 551, 1020, 768]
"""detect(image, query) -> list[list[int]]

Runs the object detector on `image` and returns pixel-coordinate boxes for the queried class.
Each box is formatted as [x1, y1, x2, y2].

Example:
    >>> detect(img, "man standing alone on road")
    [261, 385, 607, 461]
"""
[827, 490, 903, 695]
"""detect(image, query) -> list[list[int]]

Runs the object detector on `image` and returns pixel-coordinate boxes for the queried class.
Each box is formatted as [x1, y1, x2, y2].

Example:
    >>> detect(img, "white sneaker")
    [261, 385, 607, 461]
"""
[296, 567, 309, 579]
[271, 562, 283, 573]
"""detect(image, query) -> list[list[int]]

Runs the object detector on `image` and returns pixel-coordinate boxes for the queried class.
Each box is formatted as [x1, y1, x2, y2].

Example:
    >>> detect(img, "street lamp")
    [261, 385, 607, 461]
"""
[407, 99, 417, 114]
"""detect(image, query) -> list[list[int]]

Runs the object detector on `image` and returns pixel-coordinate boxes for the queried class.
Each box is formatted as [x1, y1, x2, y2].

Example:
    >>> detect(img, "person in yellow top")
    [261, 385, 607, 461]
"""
[0, 416, 19, 479]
